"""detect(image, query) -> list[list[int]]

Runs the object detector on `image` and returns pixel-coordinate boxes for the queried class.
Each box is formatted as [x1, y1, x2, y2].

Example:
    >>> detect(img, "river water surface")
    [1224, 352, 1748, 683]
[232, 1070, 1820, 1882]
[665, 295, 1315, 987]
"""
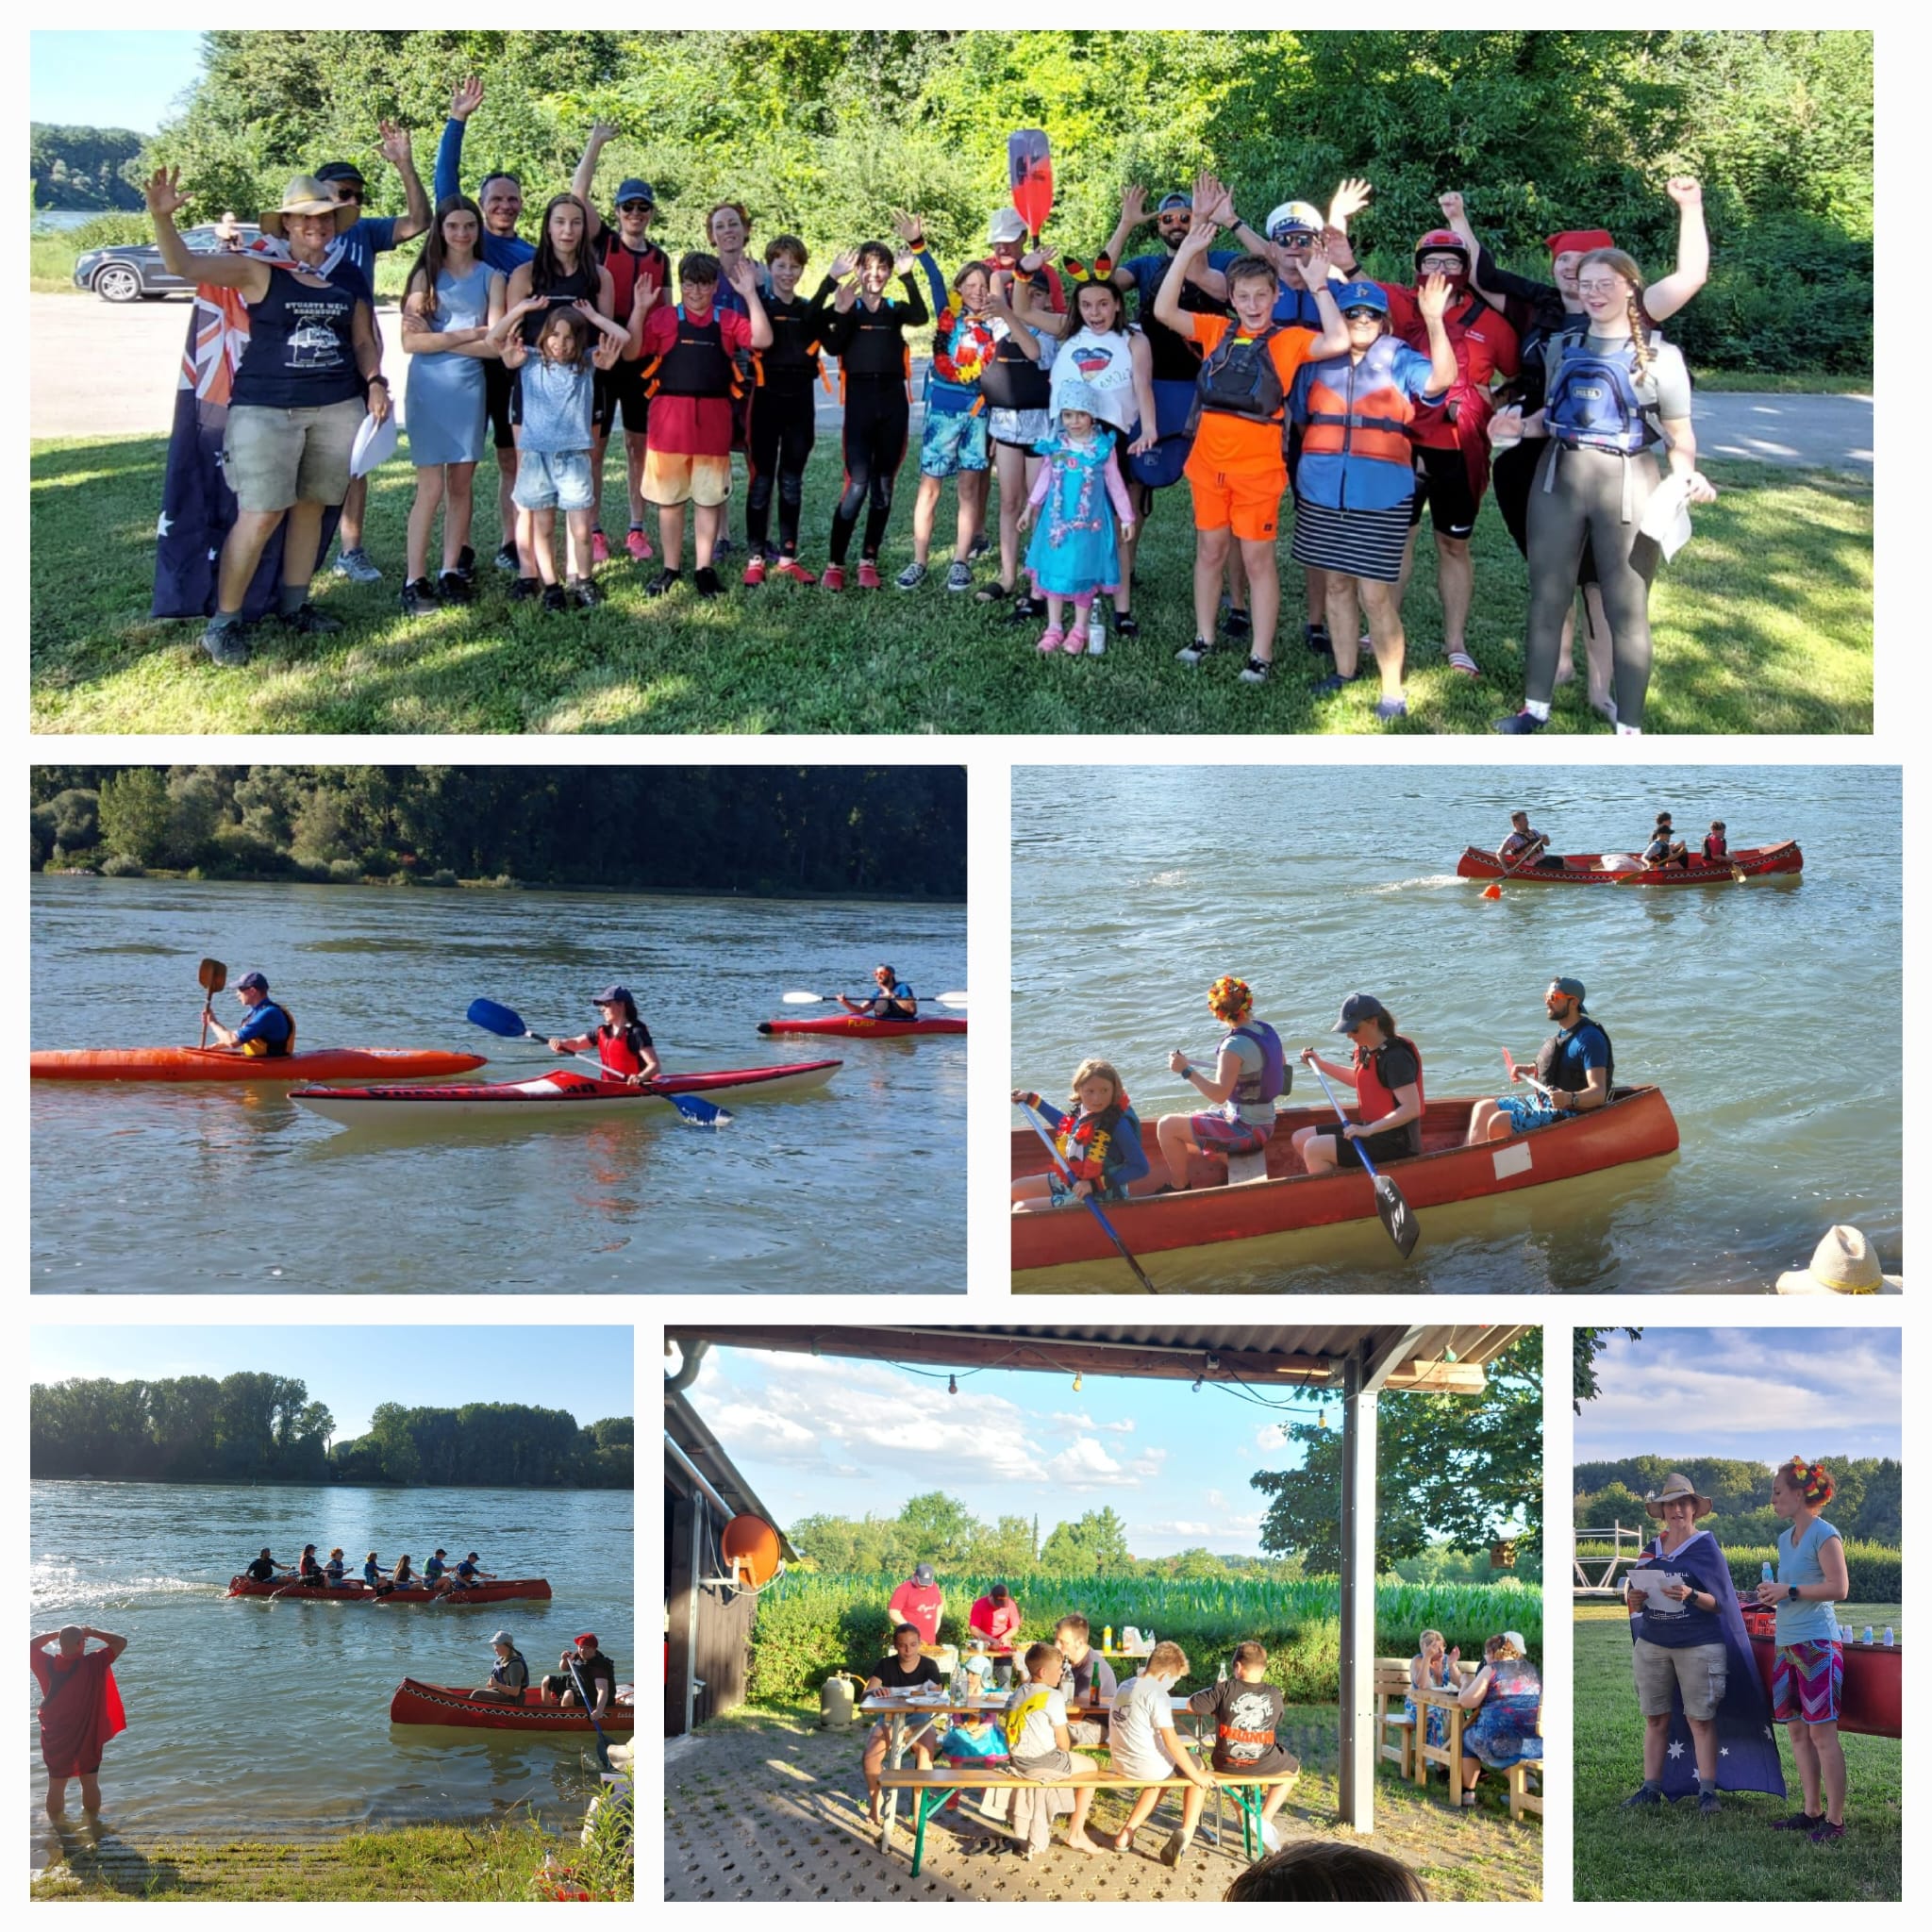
[28, 1480, 631, 1865]
[1011, 763, 1901, 1292]
[31, 877, 966, 1292]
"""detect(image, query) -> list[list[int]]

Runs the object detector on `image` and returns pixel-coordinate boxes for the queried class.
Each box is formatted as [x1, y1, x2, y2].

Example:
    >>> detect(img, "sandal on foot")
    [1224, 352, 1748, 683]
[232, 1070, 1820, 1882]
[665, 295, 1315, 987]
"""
[1446, 649, 1480, 677]
[1035, 627, 1066, 655]
[974, 581, 1014, 606]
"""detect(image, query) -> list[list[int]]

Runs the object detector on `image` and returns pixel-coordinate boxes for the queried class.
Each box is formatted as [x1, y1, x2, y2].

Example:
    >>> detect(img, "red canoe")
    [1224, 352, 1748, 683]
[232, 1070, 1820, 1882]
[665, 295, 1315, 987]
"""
[1744, 1626, 1901, 1738]
[226, 1574, 552, 1604]
[31, 1046, 488, 1083]
[1456, 841, 1803, 886]
[1011, 1089, 1678, 1272]
[390, 1678, 636, 1733]
[758, 1014, 966, 1038]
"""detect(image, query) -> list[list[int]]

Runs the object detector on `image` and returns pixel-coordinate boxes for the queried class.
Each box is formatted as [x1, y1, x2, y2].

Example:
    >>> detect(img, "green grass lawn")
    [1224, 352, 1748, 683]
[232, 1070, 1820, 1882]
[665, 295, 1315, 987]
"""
[1573, 1603, 1900, 1902]
[31, 431, 1871, 735]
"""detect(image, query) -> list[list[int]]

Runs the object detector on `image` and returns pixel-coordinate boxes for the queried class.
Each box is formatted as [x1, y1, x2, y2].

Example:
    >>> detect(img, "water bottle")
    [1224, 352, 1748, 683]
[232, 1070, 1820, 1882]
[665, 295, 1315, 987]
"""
[1087, 608, 1107, 656]
[1760, 1561, 1774, 1583]
[1883, 1627, 1894, 1647]
[1103, 1625, 1112, 1653]
[1862, 1625, 1874, 1645]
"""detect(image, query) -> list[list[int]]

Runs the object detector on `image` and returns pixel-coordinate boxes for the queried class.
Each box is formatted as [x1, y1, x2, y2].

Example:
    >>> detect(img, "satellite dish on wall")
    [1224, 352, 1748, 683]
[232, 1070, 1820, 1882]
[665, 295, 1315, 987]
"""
[720, 1514, 784, 1591]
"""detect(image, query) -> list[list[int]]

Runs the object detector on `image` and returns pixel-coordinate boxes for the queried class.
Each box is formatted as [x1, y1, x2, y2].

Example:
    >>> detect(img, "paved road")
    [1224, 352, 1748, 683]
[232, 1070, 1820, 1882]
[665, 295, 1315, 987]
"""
[29, 291, 1874, 473]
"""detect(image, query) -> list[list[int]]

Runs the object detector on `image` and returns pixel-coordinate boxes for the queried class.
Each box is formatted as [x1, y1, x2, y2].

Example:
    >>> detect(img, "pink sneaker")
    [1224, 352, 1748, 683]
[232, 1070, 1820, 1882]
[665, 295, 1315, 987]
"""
[625, 527, 654, 563]
[774, 558, 818, 586]
[1035, 627, 1066, 654]
[591, 530, 610, 566]
[1062, 628, 1085, 655]
[821, 564, 847, 591]
[742, 556, 767, 588]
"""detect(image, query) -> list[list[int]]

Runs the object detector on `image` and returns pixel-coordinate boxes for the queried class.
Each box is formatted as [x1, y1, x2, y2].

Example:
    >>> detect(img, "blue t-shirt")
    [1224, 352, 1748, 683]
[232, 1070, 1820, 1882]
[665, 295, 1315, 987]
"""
[1774, 1518, 1843, 1645]
[517, 357, 596, 455]
[234, 1001, 293, 1051]
[1549, 1021, 1610, 1088]
[433, 119, 536, 275]
[336, 215, 399, 291]
[1629, 1532, 1725, 1648]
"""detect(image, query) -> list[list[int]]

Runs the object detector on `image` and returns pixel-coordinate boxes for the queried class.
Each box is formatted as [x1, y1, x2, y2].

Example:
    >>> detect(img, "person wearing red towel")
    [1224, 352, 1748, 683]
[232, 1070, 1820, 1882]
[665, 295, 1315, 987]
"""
[31, 1624, 129, 1820]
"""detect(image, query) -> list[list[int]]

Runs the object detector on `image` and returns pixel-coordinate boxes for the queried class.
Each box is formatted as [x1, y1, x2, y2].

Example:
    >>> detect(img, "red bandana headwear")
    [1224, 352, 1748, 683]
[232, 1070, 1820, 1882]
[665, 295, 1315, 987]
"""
[1546, 228, 1614, 258]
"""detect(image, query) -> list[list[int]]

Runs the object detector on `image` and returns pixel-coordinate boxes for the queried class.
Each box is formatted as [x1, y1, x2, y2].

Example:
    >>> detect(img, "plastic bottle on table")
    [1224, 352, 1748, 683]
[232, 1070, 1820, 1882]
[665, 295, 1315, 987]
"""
[1862, 1625, 1874, 1645]
[1883, 1627, 1894, 1646]
[1104, 1625, 1112, 1653]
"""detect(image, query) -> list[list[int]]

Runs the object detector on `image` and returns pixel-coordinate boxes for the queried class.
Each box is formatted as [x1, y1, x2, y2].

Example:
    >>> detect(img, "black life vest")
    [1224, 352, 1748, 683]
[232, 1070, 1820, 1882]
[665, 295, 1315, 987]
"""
[244, 1557, 278, 1582]
[758, 288, 824, 389]
[642, 306, 741, 400]
[521, 260, 602, 344]
[839, 297, 912, 383]
[977, 322, 1051, 411]
[1536, 1018, 1614, 1094]
[1187, 323, 1287, 439]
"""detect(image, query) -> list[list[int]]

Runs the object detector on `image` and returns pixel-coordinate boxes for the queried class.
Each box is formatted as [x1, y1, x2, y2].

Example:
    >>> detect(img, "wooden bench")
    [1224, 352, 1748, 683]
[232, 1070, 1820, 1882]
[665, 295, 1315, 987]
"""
[877, 1765, 1300, 1876]
[1374, 1657, 1417, 1780]
[1410, 1685, 1543, 1818]
[1507, 1733, 1545, 1821]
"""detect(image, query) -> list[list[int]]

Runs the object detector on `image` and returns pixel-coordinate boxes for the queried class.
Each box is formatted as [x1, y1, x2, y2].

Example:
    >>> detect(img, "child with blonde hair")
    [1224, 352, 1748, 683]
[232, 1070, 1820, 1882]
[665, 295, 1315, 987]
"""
[1011, 1059, 1148, 1211]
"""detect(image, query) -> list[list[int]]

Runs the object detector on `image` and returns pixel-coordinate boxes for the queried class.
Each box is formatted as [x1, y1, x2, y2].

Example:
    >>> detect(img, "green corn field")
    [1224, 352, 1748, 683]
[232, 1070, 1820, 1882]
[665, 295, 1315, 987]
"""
[748, 1570, 1542, 1706]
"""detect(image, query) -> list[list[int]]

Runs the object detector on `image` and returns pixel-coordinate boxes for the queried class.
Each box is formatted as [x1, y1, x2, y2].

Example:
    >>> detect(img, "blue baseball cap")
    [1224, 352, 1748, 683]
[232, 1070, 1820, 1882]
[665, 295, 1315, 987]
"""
[614, 178, 656, 208]
[237, 971, 269, 991]
[1332, 992, 1391, 1033]
[1335, 279, 1389, 316]
[593, 985, 632, 1006]
[1549, 977, 1587, 1003]
[1156, 192, 1192, 214]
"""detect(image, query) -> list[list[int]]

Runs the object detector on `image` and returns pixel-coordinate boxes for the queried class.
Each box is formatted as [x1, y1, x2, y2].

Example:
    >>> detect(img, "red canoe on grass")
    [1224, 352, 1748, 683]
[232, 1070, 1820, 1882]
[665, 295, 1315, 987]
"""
[390, 1678, 636, 1733]
[1744, 1624, 1901, 1738]
[1010, 1089, 1679, 1272]
[1456, 841, 1803, 886]
[226, 1575, 552, 1605]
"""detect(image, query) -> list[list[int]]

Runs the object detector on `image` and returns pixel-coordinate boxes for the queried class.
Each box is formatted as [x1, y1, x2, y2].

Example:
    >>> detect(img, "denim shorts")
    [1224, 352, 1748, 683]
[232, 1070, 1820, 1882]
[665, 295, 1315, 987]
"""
[513, 447, 594, 512]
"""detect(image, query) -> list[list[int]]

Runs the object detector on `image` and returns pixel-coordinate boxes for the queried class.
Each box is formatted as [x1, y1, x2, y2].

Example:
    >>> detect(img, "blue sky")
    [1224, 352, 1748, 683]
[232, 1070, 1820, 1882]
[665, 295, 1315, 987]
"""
[686, 1343, 1326, 1557]
[32, 1327, 635, 1441]
[32, 31, 206, 132]
[1575, 1328, 1901, 1465]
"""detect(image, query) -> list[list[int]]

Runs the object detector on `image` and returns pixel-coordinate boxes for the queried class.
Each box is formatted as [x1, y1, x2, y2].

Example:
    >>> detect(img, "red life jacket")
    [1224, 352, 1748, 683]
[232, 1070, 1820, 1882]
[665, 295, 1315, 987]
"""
[1299, 337, 1417, 467]
[597, 1022, 651, 1079]
[597, 232, 670, 324]
[1355, 1035, 1424, 1125]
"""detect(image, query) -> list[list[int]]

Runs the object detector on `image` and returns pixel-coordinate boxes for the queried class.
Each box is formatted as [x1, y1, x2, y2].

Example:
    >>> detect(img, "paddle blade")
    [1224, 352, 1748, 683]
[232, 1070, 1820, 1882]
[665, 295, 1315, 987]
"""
[934, 991, 971, 1008]
[1008, 128, 1054, 237]
[665, 1092, 732, 1129]
[1481, 882, 1502, 900]
[779, 991, 828, 1005]
[467, 997, 529, 1039]
[1374, 1175, 1422, 1259]
[199, 958, 227, 992]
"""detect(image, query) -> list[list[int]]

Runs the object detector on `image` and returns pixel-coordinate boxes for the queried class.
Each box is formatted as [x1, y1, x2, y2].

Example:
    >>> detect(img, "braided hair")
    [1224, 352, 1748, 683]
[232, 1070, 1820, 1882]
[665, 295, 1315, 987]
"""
[1778, 1455, 1836, 1507]
[1578, 247, 1654, 379]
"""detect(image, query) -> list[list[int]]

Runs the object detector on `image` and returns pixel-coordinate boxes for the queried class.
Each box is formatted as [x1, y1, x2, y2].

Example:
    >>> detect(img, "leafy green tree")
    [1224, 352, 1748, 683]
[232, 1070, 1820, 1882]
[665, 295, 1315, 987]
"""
[1040, 1507, 1133, 1575]
[1574, 1327, 1641, 1409]
[898, 1491, 985, 1567]
[96, 768, 174, 867]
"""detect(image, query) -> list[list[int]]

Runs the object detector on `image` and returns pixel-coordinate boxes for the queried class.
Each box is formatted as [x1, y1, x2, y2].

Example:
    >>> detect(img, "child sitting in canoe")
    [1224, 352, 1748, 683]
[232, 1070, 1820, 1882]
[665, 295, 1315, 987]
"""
[1011, 1059, 1149, 1211]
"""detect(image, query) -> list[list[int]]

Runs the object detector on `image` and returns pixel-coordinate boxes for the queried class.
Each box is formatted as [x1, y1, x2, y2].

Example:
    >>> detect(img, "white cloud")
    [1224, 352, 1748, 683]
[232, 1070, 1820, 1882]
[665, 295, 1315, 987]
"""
[1048, 1410, 1137, 1436]
[1206, 1490, 1227, 1509]
[1044, 1437, 1126, 1486]
[1127, 1449, 1169, 1478]
[1255, 1423, 1290, 1454]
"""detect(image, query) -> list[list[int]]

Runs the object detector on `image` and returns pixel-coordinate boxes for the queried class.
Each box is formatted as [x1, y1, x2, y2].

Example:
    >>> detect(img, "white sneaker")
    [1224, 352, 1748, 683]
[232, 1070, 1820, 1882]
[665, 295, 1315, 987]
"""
[1259, 1818, 1282, 1854]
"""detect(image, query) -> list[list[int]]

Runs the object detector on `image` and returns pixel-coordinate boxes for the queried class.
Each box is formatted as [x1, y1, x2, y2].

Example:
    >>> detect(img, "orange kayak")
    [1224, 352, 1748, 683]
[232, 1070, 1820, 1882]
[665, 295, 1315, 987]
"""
[31, 1047, 488, 1083]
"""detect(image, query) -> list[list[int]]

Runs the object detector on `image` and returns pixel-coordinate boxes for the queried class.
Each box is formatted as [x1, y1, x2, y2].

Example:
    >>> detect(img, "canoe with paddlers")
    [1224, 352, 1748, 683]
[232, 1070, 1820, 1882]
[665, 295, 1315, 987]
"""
[388, 1678, 635, 1732]
[1456, 841, 1803, 886]
[226, 1575, 552, 1604]
[1010, 1088, 1679, 1272]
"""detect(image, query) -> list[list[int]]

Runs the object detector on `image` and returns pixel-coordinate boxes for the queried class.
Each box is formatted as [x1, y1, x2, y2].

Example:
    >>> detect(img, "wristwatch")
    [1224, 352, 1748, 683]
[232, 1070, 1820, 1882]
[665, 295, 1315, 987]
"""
[1787, 1585, 1801, 1601]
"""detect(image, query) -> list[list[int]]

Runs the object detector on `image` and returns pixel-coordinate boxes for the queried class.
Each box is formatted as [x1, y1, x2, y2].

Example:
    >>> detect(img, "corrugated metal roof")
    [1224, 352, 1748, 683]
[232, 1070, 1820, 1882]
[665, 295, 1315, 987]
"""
[879, 1324, 1526, 1369]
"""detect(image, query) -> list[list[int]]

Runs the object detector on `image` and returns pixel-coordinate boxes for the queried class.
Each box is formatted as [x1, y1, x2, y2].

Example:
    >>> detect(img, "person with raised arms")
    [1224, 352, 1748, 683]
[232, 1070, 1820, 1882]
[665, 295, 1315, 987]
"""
[314, 126, 431, 588]
[571, 125, 673, 566]
[548, 986, 662, 1088]
[1463, 978, 1612, 1144]
[397, 193, 506, 617]
[1439, 181, 1707, 717]
[31, 1624, 129, 1821]
[144, 169, 388, 668]
[1154, 975, 1290, 1191]
[1291, 993, 1424, 1177]
[435, 77, 538, 575]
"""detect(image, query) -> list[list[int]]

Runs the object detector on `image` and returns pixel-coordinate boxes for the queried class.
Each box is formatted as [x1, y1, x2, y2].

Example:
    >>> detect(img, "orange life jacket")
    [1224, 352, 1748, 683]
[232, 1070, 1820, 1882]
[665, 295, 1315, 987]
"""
[1298, 337, 1417, 467]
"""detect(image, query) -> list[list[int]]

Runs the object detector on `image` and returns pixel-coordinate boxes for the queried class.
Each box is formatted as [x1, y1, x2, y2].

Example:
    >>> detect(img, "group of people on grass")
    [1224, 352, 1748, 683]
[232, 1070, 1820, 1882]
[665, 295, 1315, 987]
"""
[861, 1591, 1300, 1866]
[1622, 1459, 1856, 1840]
[1013, 974, 1618, 1210]
[1405, 1628, 1543, 1805]
[146, 75, 1714, 727]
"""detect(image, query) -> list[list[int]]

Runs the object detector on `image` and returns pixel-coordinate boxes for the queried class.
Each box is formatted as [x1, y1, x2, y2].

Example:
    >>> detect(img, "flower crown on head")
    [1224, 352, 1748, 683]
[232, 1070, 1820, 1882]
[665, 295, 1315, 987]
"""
[1208, 974, 1253, 1018]
[1782, 1454, 1835, 1505]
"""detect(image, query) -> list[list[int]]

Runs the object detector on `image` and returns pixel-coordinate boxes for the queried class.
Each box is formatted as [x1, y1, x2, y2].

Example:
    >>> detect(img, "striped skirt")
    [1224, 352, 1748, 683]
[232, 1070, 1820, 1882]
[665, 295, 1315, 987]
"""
[1291, 493, 1413, 583]
[1771, 1639, 1843, 1724]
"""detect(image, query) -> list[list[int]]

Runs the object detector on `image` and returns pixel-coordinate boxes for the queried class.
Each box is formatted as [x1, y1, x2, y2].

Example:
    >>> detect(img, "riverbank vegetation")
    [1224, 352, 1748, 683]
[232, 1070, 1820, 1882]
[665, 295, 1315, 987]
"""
[30, 765, 966, 898]
[30, 1374, 634, 1489]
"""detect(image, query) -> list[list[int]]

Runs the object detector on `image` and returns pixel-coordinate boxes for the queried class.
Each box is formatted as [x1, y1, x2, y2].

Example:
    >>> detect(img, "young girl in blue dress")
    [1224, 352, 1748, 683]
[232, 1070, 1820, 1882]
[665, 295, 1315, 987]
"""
[1016, 382, 1136, 656]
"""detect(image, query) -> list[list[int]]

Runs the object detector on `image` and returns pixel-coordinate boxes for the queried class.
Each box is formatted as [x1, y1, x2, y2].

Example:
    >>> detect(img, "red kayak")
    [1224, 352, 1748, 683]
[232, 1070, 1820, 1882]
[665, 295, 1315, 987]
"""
[31, 1046, 488, 1083]
[290, 1058, 841, 1127]
[1743, 1621, 1901, 1738]
[758, 1014, 966, 1038]
[390, 1678, 635, 1732]
[1457, 841, 1803, 886]
[226, 1574, 551, 1604]
[1012, 1088, 1679, 1272]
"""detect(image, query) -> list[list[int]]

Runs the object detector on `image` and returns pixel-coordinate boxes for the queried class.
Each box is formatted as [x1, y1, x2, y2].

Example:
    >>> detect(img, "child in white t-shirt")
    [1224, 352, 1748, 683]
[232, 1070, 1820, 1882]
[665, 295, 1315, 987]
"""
[1108, 1640, 1216, 1863]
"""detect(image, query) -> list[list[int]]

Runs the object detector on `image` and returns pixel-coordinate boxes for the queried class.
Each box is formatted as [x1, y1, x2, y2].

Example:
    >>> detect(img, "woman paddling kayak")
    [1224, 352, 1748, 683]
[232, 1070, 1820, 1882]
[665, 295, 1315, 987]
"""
[547, 985, 660, 1086]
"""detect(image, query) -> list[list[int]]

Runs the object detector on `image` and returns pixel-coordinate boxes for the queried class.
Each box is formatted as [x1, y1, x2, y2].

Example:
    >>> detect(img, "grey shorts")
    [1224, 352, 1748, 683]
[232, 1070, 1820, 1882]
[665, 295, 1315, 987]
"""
[514, 448, 595, 513]
[989, 408, 1051, 452]
[1066, 1718, 1106, 1748]
[224, 398, 364, 513]
[1632, 1637, 1727, 1721]
[1012, 1747, 1074, 1781]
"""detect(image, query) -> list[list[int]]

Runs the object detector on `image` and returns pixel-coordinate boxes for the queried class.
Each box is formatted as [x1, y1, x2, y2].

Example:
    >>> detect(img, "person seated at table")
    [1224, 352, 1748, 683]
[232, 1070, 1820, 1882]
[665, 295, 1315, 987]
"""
[1497, 809, 1561, 871]
[970, 1583, 1022, 1686]
[1109, 1641, 1217, 1864]
[1407, 1627, 1457, 1758]
[1005, 1642, 1109, 1857]
[1457, 1631, 1541, 1808]
[860, 1623, 946, 1824]
[1053, 1614, 1118, 1746]
[1642, 812, 1690, 869]
[474, 1629, 529, 1704]
[1187, 1640, 1301, 1849]
[1224, 1841, 1430, 1901]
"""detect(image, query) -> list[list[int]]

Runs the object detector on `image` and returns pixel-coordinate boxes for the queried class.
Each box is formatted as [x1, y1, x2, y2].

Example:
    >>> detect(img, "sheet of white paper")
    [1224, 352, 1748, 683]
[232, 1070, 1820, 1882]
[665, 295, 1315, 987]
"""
[1626, 1567, 1683, 1611]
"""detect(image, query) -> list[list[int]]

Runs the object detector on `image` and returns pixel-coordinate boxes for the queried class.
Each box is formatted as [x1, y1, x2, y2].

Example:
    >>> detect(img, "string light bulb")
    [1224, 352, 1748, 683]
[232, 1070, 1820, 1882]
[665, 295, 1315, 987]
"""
[1072, 1373, 1083, 1393]
[947, 1374, 958, 1396]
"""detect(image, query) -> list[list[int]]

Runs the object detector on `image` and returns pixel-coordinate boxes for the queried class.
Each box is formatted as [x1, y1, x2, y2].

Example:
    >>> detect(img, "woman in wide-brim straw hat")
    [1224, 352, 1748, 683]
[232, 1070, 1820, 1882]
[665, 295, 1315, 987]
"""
[142, 167, 388, 667]
[1774, 1225, 1903, 1295]
[1621, 1472, 1784, 1815]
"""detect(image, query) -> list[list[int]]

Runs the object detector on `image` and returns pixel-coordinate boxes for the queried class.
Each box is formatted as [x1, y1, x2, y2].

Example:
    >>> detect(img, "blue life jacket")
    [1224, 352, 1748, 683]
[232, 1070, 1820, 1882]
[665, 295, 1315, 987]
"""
[1224, 1021, 1289, 1108]
[1544, 326, 1662, 455]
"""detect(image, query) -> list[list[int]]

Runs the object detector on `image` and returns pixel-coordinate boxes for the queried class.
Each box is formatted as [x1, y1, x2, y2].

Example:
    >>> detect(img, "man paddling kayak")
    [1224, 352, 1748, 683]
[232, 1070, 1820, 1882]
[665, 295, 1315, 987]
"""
[1498, 809, 1561, 872]
[1465, 977, 1614, 1144]
[474, 1629, 530, 1705]
[840, 964, 918, 1019]
[31, 1624, 128, 1821]
[548, 985, 661, 1086]
[203, 970, 295, 1057]
[541, 1632, 618, 1716]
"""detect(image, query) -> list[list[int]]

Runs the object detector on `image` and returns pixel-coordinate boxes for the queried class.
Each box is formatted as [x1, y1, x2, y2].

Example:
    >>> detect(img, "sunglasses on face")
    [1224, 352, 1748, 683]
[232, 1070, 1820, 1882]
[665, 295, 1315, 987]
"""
[1343, 308, 1381, 321]
[1274, 232, 1316, 249]
[618, 200, 653, 214]
[333, 187, 365, 204]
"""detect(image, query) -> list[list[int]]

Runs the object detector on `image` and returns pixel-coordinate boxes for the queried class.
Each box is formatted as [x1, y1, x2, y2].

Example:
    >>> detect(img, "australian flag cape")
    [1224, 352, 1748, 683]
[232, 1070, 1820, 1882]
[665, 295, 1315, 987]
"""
[1629, 1529, 1785, 1798]
[152, 237, 350, 621]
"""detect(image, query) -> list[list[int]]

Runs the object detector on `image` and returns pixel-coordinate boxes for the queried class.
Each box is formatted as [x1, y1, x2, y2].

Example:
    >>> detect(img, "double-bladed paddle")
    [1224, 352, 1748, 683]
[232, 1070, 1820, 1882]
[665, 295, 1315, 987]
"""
[1305, 1061, 1420, 1259]
[466, 998, 730, 1128]
[198, 958, 226, 1048]
[1019, 1100, 1158, 1293]
[779, 990, 969, 1008]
